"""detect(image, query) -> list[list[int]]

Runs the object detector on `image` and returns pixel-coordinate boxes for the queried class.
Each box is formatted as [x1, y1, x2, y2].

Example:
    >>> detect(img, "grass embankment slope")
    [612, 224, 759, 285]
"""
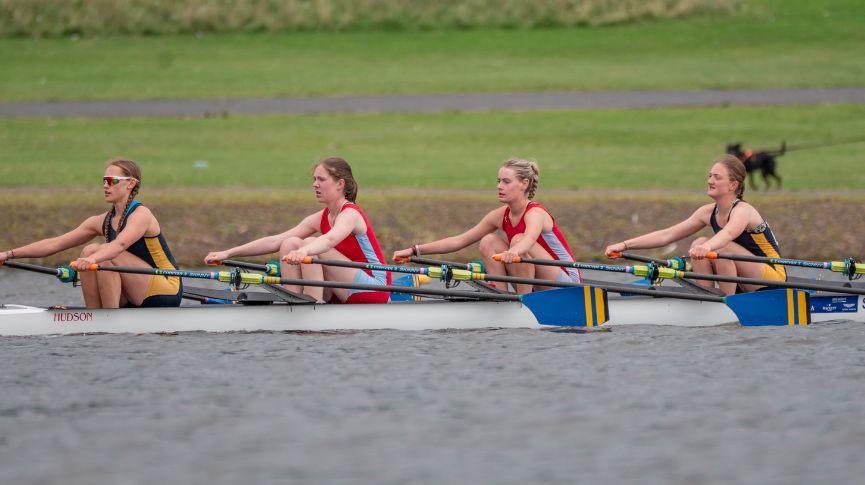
[0, 0, 863, 100]
[2, 190, 862, 266]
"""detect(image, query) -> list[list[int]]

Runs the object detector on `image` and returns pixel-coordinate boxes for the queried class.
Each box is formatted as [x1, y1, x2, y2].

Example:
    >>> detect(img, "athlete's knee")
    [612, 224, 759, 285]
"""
[690, 237, 709, 248]
[479, 234, 505, 256]
[80, 243, 101, 257]
[278, 236, 304, 253]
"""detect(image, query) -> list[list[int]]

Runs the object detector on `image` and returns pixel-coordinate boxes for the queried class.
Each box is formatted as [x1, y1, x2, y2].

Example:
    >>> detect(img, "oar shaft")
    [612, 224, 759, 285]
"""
[707, 251, 862, 274]
[408, 256, 482, 272]
[221, 259, 269, 272]
[619, 252, 692, 271]
[499, 255, 634, 274]
[85, 265, 234, 282]
[3, 260, 61, 276]
[301, 258, 721, 302]
[676, 270, 865, 296]
[478, 273, 721, 302]
[80, 263, 518, 302]
[300, 258, 426, 275]
[244, 273, 519, 301]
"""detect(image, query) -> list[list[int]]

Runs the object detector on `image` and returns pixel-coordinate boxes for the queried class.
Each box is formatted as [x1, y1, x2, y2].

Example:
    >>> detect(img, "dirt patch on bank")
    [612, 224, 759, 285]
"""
[1, 190, 861, 266]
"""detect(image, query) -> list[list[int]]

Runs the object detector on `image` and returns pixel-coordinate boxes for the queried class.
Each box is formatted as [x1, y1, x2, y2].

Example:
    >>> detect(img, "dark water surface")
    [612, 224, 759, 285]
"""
[2, 273, 864, 484]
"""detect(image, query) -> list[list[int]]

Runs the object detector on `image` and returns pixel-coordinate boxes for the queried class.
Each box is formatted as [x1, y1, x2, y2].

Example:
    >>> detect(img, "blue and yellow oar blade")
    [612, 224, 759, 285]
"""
[725, 289, 811, 326]
[520, 286, 609, 327]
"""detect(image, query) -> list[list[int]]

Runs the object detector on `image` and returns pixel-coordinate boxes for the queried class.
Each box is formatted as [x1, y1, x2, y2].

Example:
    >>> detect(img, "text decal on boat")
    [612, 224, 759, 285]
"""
[54, 311, 93, 322]
[810, 296, 859, 314]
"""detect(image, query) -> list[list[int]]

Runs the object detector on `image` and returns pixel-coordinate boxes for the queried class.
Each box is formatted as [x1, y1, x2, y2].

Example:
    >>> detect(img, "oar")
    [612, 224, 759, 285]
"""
[704, 251, 863, 279]
[494, 254, 667, 280]
[72, 263, 601, 328]
[506, 254, 865, 297]
[493, 255, 811, 326]
[216, 258, 431, 301]
[613, 252, 692, 271]
[394, 255, 485, 273]
[289, 257, 608, 327]
[217, 259, 281, 276]
[0, 260, 78, 283]
[304, 256, 722, 303]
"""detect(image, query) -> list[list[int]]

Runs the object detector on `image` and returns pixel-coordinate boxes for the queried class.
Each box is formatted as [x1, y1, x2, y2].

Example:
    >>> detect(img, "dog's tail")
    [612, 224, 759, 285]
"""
[764, 141, 786, 157]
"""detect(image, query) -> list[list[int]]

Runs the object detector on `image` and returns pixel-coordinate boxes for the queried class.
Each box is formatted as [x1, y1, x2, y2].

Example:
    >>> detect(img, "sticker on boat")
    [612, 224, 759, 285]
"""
[810, 296, 859, 313]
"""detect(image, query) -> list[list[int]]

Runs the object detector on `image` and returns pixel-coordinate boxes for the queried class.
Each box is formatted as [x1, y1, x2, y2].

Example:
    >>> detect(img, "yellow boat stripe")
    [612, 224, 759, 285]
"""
[584, 285, 593, 327]
[787, 289, 794, 325]
[797, 290, 808, 325]
[595, 287, 605, 324]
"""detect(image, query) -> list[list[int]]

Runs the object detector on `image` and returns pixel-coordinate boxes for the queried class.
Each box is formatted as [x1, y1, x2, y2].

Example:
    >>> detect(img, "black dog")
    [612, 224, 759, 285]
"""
[726, 142, 785, 191]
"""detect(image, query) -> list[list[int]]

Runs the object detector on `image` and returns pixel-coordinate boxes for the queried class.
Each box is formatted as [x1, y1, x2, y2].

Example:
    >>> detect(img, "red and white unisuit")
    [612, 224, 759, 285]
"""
[502, 202, 581, 282]
[320, 202, 391, 303]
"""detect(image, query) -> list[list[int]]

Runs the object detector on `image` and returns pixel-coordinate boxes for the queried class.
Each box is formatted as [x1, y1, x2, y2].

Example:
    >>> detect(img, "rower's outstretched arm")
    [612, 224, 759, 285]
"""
[286, 208, 362, 261]
[606, 205, 710, 257]
[393, 207, 503, 260]
[2, 215, 102, 261]
[204, 212, 319, 263]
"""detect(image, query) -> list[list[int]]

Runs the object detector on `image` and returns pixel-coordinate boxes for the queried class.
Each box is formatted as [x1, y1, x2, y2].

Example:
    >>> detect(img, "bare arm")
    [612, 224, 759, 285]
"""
[1, 215, 103, 262]
[392, 207, 503, 260]
[286, 208, 363, 261]
[498, 208, 548, 261]
[204, 212, 320, 263]
[77, 207, 153, 264]
[690, 203, 754, 257]
[605, 205, 711, 257]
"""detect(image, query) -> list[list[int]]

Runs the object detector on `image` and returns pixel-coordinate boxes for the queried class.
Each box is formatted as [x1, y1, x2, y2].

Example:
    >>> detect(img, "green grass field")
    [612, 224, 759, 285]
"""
[2, 103, 864, 190]
[1, 0, 863, 101]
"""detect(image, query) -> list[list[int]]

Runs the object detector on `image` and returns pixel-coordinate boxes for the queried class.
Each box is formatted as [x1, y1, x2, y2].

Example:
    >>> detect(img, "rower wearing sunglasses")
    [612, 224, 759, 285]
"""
[0, 158, 182, 308]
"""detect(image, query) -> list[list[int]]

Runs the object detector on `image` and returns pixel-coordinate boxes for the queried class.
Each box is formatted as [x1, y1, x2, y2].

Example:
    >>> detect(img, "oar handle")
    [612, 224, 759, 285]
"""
[493, 254, 522, 263]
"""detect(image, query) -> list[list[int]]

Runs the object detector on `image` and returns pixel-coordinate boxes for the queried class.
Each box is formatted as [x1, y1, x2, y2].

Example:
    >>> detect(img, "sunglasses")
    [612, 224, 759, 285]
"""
[103, 176, 137, 187]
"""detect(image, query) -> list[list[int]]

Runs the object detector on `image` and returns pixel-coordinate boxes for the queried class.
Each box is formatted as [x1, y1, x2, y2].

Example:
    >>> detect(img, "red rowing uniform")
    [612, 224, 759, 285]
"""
[502, 202, 581, 282]
[320, 202, 391, 303]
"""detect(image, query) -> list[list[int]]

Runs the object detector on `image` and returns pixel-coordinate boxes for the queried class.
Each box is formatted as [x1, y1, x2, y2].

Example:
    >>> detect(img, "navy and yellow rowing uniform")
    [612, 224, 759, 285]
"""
[104, 200, 183, 307]
[710, 199, 786, 282]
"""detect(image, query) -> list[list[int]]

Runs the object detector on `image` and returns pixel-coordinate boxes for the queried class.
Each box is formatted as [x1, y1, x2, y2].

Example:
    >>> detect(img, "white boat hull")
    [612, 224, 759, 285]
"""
[2, 293, 862, 336]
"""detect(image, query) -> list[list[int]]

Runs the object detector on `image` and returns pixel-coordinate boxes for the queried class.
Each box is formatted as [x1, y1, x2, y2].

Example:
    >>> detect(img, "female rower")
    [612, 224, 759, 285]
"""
[0, 158, 182, 308]
[203, 157, 390, 304]
[604, 154, 785, 295]
[392, 158, 581, 294]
